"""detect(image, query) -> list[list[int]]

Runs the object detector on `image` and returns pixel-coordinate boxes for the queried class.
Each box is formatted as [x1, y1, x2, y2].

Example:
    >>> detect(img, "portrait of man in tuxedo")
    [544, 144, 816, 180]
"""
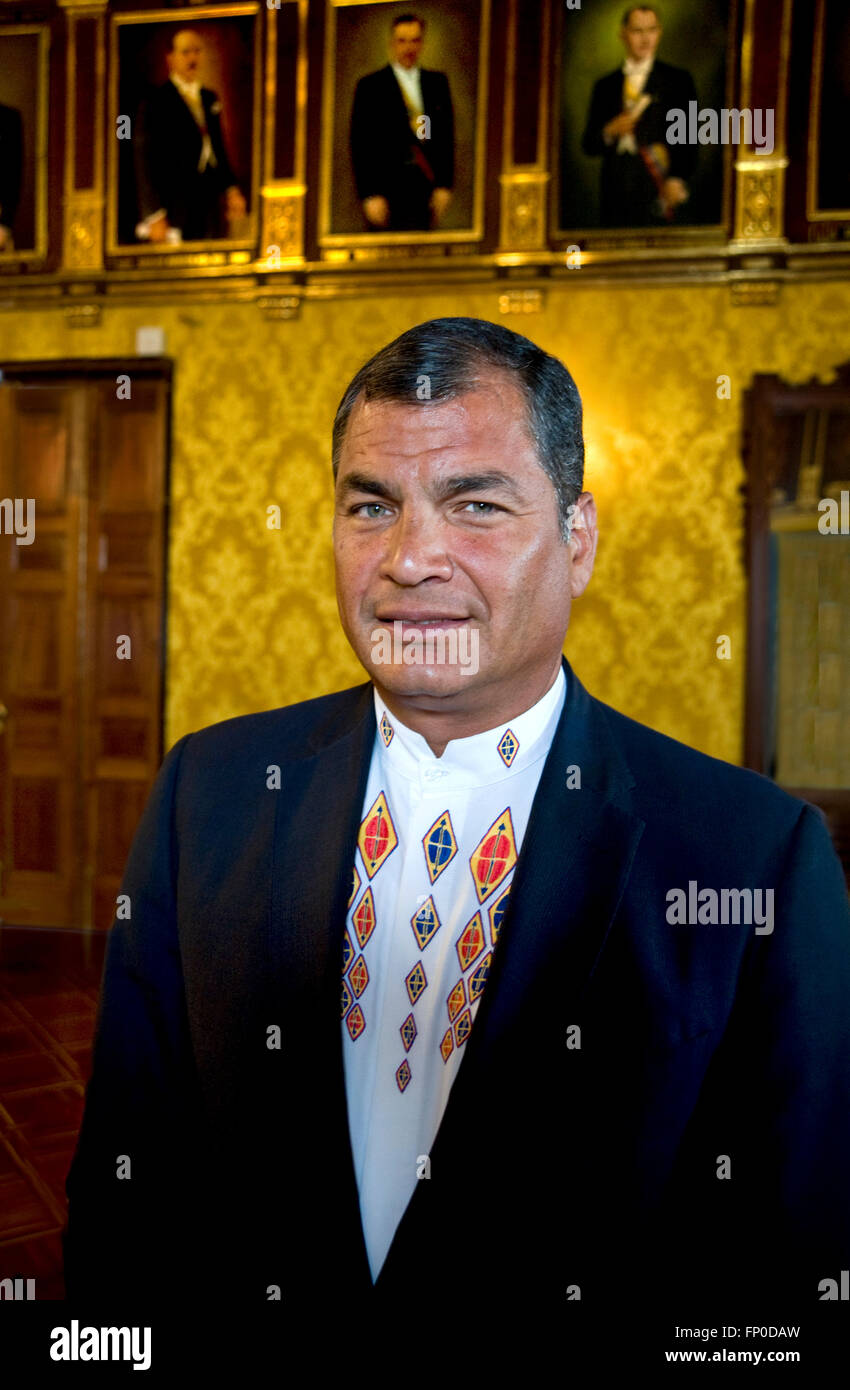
[133, 28, 247, 244]
[0, 101, 23, 252]
[581, 5, 699, 227]
[63, 318, 850, 1339]
[350, 12, 454, 231]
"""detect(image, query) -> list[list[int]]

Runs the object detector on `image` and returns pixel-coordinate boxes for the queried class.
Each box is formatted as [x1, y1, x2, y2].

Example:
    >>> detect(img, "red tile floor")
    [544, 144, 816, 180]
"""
[0, 928, 106, 1300]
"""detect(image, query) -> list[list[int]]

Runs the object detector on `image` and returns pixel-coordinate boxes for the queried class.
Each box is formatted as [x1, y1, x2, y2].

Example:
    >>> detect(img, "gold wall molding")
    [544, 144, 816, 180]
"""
[498, 288, 545, 315]
[731, 280, 780, 307]
[260, 189, 305, 264]
[256, 293, 301, 320]
[499, 174, 550, 253]
[64, 197, 106, 271]
[64, 303, 101, 327]
[733, 158, 788, 243]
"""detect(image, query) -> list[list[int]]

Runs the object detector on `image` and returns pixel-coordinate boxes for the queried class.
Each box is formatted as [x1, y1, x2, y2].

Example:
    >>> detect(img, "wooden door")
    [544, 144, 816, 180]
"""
[0, 361, 170, 930]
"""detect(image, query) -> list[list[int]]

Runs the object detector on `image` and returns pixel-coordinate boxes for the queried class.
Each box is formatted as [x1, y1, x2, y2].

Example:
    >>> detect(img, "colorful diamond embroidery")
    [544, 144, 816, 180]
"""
[380, 711, 394, 747]
[352, 887, 376, 949]
[348, 865, 361, 907]
[396, 1059, 412, 1092]
[405, 960, 427, 1005]
[400, 1013, 417, 1052]
[456, 913, 486, 972]
[440, 1029, 454, 1063]
[346, 1003, 366, 1041]
[422, 810, 458, 885]
[349, 955, 369, 998]
[469, 808, 517, 904]
[357, 791, 398, 879]
[468, 951, 492, 1003]
[497, 728, 519, 767]
[341, 978, 353, 1018]
[454, 1009, 472, 1047]
[341, 928, 353, 972]
[488, 886, 510, 947]
[446, 979, 466, 1022]
[411, 895, 441, 951]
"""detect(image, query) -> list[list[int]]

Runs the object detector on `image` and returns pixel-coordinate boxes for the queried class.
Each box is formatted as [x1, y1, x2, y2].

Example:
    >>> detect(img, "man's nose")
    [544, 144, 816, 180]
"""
[378, 509, 454, 585]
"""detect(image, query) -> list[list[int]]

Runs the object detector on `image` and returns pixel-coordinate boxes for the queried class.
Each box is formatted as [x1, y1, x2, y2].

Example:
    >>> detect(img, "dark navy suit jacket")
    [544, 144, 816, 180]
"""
[63, 661, 850, 1325]
[350, 65, 454, 201]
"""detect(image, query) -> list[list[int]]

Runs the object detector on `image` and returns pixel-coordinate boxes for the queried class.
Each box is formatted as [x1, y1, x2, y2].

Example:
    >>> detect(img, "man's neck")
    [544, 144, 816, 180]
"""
[374, 657, 564, 758]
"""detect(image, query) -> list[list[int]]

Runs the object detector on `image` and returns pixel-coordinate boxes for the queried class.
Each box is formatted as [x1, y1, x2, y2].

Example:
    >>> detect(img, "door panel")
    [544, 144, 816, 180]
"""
[0, 364, 169, 929]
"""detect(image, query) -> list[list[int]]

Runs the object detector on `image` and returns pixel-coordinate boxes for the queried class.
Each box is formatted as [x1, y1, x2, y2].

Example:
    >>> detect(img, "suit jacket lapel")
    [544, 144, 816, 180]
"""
[375, 660, 646, 1283]
[267, 679, 377, 1292]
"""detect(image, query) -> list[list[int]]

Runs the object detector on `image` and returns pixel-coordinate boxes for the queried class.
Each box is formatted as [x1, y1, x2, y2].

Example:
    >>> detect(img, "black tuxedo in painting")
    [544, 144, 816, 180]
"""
[350, 65, 454, 231]
[63, 660, 850, 1330]
[134, 80, 240, 241]
[0, 103, 23, 239]
[581, 59, 698, 227]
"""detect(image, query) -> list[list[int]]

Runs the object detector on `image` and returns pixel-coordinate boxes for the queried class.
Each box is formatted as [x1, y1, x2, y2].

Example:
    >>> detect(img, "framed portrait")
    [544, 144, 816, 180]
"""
[808, 0, 850, 226]
[319, 0, 490, 253]
[0, 25, 49, 265]
[107, 6, 261, 260]
[552, 0, 736, 245]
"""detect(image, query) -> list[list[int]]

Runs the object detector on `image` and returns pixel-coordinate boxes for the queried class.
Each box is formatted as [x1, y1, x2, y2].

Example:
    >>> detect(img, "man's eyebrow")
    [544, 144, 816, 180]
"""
[433, 471, 524, 501]
[336, 472, 400, 500]
[337, 469, 525, 502]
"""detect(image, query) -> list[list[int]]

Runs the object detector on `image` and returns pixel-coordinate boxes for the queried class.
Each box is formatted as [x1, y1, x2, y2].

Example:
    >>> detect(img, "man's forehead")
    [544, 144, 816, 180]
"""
[341, 381, 530, 457]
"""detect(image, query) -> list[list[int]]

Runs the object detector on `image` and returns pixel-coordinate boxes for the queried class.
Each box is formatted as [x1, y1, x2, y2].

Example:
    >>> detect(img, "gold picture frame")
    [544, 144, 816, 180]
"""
[0, 24, 49, 270]
[318, 0, 491, 258]
[550, 0, 738, 250]
[106, 4, 262, 267]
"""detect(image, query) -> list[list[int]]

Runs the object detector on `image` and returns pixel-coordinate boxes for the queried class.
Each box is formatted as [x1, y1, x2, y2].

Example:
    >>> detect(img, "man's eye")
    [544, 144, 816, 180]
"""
[353, 502, 390, 517]
[461, 500, 500, 514]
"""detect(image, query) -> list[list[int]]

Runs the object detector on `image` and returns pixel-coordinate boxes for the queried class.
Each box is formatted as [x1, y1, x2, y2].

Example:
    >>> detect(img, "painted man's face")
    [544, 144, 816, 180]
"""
[620, 10, 662, 62]
[169, 31, 204, 83]
[390, 22, 425, 69]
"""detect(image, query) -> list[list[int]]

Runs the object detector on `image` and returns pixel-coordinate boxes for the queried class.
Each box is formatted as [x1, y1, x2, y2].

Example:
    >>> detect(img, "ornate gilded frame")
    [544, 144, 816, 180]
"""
[317, 0, 491, 259]
[0, 24, 49, 271]
[105, 4, 263, 267]
[549, 0, 738, 251]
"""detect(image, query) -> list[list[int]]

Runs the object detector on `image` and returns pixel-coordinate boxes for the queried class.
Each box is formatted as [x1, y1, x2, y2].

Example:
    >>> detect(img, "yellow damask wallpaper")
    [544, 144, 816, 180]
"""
[3, 281, 850, 764]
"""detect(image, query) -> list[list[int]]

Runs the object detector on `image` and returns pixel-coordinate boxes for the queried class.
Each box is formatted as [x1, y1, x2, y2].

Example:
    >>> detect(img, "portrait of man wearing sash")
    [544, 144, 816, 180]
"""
[350, 12, 454, 232]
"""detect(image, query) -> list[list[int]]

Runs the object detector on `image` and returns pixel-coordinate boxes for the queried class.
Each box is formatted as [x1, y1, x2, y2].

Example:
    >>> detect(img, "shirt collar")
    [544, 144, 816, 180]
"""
[622, 55, 654, 79]
[171, 73, 201, 100]
[392, 62, 421, 82]
[372, 664, 567, 789]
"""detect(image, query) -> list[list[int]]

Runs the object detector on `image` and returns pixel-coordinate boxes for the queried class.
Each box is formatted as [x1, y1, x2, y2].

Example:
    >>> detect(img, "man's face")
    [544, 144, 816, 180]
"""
[169, 31, 203, 82]
[333, 374, 597, 723]
[620, 9, 662, 61]
[390, 21, 424, 69]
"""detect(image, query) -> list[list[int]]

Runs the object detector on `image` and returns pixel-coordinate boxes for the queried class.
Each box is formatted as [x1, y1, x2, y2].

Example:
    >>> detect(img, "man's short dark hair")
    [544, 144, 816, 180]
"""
[331, 316, 584, 541]
[391, 13, 425, 32]
[621, 5, 660, 24]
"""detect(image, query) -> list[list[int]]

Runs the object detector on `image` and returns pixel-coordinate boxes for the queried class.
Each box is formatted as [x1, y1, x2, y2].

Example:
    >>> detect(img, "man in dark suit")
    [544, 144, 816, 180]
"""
[350, 12, 454, 231]
[0, 102, 23, 251]
[134, 29, 246, 243]
[581, 6, 698, 227]
[63, 318, 850, 1356]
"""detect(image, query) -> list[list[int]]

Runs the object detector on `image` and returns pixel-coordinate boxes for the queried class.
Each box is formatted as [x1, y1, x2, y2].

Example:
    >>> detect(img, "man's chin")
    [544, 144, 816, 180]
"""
[367, 662, 480, 703]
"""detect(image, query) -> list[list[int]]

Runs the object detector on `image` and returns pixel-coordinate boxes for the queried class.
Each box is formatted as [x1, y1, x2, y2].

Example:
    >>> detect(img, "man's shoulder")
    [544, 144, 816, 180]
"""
[650, 58, 695, 86]
[355, 65, 395, 91]
[596, 694, 807, 836]
[175, 681, 373, 768]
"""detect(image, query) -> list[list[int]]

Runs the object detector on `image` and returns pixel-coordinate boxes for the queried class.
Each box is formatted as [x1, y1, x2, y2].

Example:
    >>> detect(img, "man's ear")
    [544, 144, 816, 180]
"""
[567, 492, 598, 599]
